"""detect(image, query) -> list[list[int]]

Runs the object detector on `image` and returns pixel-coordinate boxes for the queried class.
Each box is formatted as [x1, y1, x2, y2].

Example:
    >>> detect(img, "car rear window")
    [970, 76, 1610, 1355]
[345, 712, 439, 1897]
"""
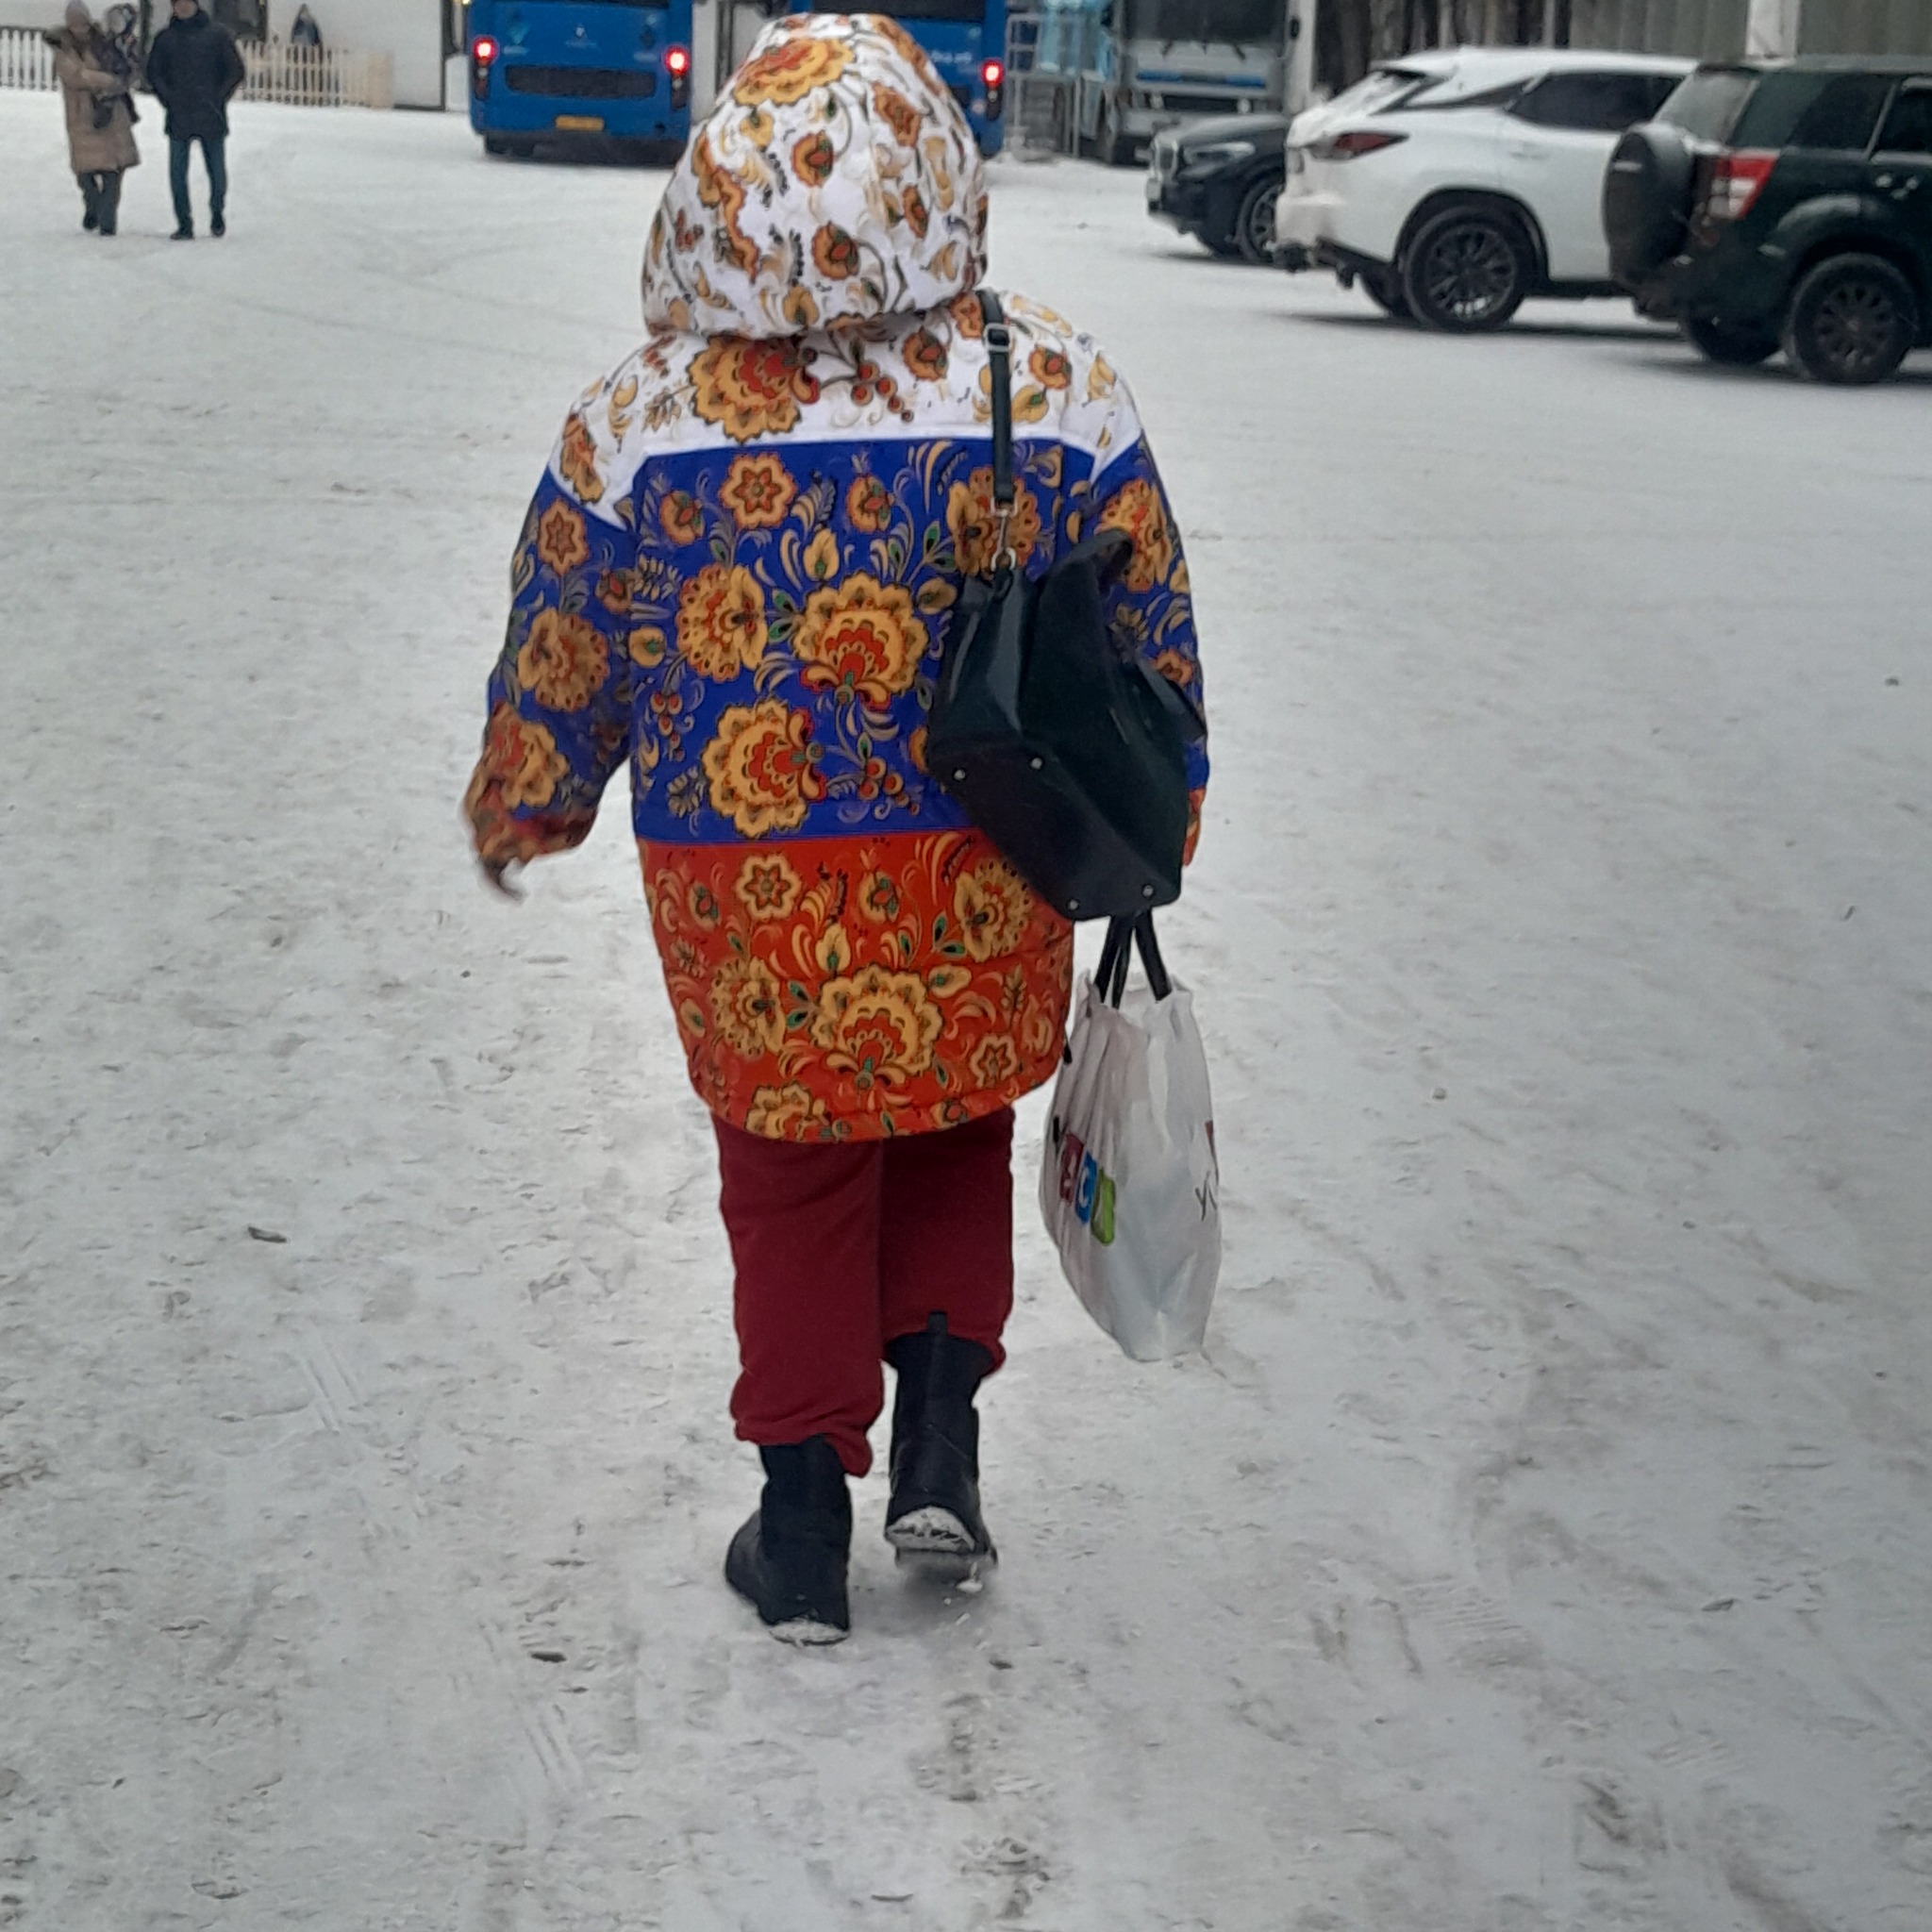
[1513, 71, 1678, 134]
[1657, 68, 1757, 142]
[1323, 66, 1432, 116]
[1786, 74, 1895, 151]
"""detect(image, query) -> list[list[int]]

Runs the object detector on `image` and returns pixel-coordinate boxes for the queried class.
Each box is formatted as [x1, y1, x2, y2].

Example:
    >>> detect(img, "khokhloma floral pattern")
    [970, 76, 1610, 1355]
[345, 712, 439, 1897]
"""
[641, 13, 988, 341]
[466, 16, 1208, 1141]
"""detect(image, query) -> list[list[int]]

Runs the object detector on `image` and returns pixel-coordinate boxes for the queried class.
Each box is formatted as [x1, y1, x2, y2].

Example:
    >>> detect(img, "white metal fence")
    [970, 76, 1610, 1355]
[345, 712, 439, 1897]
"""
[0, 28, 393, 108]
[239, 41, 394, 109]
[0, 25, 56, 92]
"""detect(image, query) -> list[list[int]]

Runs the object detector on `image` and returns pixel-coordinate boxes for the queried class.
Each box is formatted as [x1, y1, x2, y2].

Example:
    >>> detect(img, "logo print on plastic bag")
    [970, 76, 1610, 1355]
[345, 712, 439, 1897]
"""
[1053, 1121, 1115, 1247]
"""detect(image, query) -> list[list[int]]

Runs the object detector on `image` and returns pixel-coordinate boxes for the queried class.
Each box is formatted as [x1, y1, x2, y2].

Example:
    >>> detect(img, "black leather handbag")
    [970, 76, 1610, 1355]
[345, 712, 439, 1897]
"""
[925, 291, 1205, 922]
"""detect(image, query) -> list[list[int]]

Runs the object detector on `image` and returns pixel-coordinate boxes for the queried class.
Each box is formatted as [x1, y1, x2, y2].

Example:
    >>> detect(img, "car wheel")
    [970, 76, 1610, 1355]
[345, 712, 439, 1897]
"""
[483, 136, 508, 156]
[1401, 206, 1531, 333]
[1235, 175, 1282, 266]
[1363, 275, 1411, 321]
[1683, 316, 1780, 366]
[1782, 254, 1919, 386]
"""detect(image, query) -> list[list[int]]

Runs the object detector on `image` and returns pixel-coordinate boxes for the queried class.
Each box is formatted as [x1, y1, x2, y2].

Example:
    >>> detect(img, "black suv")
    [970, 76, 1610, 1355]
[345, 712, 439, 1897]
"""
[1607, 58, 1932, 384]
[1145, 114, 1290, 265]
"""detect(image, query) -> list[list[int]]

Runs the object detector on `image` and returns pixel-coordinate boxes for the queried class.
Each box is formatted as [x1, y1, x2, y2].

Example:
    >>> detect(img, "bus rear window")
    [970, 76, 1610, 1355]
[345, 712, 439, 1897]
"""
[865, 0, 996, 17]
[1657, 68, 1756, 142]
[861, 0, 990, 19]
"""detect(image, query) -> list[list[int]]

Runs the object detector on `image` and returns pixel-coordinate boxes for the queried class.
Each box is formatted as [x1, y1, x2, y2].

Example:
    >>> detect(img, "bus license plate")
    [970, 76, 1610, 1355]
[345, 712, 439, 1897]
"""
[555, 115, 605, 132]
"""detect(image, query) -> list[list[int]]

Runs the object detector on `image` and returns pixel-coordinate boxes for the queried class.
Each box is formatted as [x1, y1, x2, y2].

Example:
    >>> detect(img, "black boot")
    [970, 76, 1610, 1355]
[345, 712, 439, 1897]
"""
[885, 1313, 996, 1565]
[724, 1438, 851, 1644]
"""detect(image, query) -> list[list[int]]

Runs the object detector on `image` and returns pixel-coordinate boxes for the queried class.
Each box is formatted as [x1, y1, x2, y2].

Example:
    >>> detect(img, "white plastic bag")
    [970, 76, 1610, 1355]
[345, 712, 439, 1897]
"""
[1039, 919, 1222, 1360]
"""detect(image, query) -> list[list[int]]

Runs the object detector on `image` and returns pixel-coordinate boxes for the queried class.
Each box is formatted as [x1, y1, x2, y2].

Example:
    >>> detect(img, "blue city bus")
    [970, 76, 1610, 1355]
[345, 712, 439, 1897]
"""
[468, 0, 697, 157]
[785, 0, 1008, 157]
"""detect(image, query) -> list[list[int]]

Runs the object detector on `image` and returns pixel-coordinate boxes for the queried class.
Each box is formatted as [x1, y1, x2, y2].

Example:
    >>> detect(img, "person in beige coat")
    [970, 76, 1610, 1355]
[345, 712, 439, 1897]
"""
[48, 2, 141, 237]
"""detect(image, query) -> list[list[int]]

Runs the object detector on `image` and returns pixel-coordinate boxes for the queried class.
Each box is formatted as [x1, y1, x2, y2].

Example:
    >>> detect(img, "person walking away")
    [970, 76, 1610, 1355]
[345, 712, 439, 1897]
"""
[48, 3, 141, 236]
[461, 13, 1208, 1645]
[144, 0, 243, 240]
[289, 6, 321, 49]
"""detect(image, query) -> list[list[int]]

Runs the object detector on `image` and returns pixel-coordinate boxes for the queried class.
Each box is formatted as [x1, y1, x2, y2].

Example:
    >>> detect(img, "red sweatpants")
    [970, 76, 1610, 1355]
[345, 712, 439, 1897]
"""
[714, 1108, 1015, 1476]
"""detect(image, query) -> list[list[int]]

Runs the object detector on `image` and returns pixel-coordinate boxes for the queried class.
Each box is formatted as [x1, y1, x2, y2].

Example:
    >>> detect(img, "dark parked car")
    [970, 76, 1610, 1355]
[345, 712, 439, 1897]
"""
[1607, 58, 1932, 384]
[1146, 113, 1289, 264]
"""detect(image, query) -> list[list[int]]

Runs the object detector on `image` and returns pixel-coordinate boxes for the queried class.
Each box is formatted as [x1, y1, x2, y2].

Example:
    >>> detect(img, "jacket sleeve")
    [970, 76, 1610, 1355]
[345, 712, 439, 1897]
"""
[56, 44, 123, 95]
[464, 437, 641, 871]
[1086, 418, 1209, 858]
[218, 31, 246, 102]
[144, 33, 172, 102]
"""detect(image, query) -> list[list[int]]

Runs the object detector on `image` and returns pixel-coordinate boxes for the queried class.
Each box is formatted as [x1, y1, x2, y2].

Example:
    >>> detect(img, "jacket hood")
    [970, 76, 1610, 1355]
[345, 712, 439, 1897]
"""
[641, 12, 988, 341]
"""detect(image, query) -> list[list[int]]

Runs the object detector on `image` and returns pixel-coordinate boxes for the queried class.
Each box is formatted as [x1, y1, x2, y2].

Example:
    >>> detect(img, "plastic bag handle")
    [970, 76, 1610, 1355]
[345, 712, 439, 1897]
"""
[1099, 912, 1173, 1008]
[1097, 917, 1132, 1008]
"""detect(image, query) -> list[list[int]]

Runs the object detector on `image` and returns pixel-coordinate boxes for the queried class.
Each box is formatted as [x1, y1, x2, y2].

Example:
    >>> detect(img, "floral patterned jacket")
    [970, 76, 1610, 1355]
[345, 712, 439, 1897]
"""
[465, 15, 1208, 1142]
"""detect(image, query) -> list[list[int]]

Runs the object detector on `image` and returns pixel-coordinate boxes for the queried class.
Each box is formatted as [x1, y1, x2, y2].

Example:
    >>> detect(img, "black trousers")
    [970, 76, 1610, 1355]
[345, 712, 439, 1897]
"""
[77, 170, 124, 235]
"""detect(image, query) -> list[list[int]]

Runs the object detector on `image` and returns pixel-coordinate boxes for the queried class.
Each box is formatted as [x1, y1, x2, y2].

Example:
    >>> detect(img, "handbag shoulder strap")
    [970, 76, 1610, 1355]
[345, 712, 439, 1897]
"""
[975, 290, 1016, 554]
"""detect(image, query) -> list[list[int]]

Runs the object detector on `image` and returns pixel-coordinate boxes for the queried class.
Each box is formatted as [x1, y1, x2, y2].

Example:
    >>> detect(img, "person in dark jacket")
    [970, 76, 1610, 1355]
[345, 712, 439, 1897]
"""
[144, 0, 244, 241]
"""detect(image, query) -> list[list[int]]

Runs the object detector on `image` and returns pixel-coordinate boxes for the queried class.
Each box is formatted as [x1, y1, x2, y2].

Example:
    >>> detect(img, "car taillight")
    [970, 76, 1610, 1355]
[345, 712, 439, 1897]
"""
[666, 43, 691, 110]
[981, 57, 1005, 121]
[1703, 148, 1776, 221]
[1311, 129, 1407, 161]
[470, 35, 497, 99]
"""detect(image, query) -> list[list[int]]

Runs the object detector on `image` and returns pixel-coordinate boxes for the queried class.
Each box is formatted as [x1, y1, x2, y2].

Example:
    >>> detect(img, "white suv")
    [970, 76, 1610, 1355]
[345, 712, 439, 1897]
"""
[1274, 48, 1692, 330]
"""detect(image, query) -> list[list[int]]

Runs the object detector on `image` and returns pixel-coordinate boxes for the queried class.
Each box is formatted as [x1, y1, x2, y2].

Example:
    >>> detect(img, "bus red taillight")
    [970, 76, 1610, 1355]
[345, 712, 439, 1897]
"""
[981, 57, 1004, 121]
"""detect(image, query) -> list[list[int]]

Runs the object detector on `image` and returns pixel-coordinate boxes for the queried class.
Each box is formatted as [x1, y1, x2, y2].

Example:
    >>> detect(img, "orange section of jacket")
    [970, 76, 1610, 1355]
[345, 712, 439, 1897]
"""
[640, 829, 1074, 1142]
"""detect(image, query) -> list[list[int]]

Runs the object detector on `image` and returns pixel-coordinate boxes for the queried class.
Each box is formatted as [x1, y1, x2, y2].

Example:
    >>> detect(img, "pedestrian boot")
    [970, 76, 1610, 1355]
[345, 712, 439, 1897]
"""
[172, 225, 193, 242]
[885, 1313, 996, 1570]
[724, 1437, 851, 1645]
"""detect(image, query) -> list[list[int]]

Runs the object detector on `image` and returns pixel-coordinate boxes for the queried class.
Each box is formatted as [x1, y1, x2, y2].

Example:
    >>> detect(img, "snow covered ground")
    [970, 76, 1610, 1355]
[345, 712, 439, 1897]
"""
[4, 90, 1930, 1932]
